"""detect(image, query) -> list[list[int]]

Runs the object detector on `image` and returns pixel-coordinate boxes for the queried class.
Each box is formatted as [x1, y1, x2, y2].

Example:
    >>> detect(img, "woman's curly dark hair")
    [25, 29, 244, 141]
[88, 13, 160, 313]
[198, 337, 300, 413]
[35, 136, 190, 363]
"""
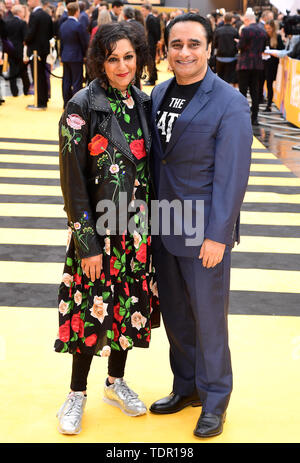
[87, 21, 150, 87]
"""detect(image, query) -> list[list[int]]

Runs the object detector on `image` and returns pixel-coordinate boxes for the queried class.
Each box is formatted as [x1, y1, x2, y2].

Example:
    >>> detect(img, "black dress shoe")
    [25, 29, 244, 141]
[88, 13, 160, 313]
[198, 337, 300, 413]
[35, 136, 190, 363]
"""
[150, 392, 201, 414]
[193, 411, 226, 438]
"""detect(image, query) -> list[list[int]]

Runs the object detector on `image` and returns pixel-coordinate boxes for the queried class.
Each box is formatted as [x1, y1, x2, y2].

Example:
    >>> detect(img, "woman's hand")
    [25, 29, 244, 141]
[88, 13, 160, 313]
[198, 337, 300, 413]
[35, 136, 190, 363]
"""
[81, 254, 103, 282]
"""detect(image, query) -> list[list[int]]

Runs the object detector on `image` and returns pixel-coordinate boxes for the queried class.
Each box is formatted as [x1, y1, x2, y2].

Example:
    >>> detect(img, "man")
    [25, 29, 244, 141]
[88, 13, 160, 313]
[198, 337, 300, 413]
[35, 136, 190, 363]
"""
[110, 0, 123, 22]
[59, 2, 88, 108]
[257, 10, 274, 103]
[258, 9, 274, 30]
[3, 0, 14, 21]
[78, 1, 89, 32]
[141, 3, 161, 85]
[213, 12, 239, 86]
[149, 13, 252, 438]
[123, 5, 146, 38]
[236, 12, 267, 125]
[5, 4, 30, 96]
[25, 0, 53, 109]
[58, 0, 75, 29]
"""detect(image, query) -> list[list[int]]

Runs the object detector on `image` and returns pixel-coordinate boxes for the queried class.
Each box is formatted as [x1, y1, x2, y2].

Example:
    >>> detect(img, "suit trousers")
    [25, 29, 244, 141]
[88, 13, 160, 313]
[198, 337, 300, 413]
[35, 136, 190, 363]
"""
[153, 240, 233, 415]
[62, 62, 83, 108]
[30, 54, 48, 107]
[9, 57, 30, 96]
[147, 43, 158, 84]
[238, 69, 261, 122]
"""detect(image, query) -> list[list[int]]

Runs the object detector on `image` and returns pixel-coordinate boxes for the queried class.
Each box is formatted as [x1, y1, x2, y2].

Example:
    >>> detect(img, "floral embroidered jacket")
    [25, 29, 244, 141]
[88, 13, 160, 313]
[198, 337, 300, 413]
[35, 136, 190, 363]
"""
[59, 78, 152, 260]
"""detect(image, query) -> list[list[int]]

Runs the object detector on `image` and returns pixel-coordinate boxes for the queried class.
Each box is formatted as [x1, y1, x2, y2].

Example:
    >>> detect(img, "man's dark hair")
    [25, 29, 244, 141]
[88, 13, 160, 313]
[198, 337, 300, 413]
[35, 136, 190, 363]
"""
[87, 21, 150, 85]
[165, 13, 213, 48]
[112, 0, 123, 8]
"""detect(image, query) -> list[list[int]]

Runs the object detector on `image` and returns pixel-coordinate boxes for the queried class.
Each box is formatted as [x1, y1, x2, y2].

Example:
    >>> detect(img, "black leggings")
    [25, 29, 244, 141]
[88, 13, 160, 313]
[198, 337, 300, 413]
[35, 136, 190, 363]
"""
[70, 349, 128, 392]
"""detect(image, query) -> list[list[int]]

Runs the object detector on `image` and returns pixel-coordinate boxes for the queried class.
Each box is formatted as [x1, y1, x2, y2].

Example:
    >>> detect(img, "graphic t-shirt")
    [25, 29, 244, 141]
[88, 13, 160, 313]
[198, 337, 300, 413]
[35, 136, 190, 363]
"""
[156, 79, 202, 153]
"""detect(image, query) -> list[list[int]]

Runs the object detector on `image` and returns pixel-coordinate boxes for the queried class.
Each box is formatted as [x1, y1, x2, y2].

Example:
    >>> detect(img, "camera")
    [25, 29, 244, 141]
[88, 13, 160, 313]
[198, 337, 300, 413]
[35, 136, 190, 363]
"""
[281, 10, 300, 36]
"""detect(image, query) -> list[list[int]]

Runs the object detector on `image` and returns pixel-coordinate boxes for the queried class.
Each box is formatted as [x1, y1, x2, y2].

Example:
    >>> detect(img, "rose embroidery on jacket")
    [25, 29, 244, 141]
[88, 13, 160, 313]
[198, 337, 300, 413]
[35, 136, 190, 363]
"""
[70, 211, 94, 252]
[61, 113, 86, 155]
[88, 134, 109, 156]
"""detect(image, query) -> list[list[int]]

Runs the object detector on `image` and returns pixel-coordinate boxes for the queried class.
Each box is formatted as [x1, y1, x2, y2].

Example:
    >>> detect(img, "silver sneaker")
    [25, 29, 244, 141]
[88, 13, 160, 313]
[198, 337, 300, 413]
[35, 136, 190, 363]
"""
[56, 391, 87, 435]
[103, 378, 147, 416]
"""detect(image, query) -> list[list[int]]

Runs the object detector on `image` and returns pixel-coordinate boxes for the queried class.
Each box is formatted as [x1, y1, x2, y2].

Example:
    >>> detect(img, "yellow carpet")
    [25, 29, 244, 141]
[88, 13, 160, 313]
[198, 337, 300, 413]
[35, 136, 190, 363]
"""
[0, 60, 300, 443]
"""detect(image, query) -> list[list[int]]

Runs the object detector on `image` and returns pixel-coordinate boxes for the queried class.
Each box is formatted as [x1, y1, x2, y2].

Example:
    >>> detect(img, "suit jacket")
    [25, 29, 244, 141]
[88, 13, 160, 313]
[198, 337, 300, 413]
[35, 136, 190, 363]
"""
[145, 14, 161, 49]
[150, 67, 252, 257]
[5, 16, 27, 60]
[237, 23, 267, 71]
[59, 17, 88, 63]
[214, 23, 239, 58]
[25, 7, 53, 57]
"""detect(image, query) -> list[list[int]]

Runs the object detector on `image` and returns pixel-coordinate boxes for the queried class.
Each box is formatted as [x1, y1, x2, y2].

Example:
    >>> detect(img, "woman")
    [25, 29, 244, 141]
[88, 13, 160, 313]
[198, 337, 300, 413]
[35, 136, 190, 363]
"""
[54, 21, 159, 435]
[90, 7, 112, 43]
[263, 20, 284, 112]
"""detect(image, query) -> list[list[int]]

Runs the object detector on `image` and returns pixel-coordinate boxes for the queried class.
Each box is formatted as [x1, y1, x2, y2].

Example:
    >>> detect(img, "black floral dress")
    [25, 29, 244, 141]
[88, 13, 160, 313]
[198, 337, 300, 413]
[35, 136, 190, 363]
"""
[54, 85, 159, 358]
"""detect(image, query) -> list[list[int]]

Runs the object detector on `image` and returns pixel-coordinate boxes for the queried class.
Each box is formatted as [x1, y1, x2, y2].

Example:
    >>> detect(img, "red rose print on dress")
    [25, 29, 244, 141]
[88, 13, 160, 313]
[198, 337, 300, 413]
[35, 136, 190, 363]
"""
[113, 303, 123, 323]
[110, 256, 120, 276]
[85, 334, 97, 346]
[130, 139, 146, 160]
[88, 134, 109, 156]
[59, 320, 70, 342]
[71, 313, 84, 336]
[136, 242, 147, 263]
[112, 323, 119, 342]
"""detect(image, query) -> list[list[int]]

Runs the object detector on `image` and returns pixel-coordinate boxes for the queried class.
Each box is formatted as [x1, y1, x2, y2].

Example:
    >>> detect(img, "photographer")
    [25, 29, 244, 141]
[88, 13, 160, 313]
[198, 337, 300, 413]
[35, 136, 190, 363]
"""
[264, 13, 300, 59]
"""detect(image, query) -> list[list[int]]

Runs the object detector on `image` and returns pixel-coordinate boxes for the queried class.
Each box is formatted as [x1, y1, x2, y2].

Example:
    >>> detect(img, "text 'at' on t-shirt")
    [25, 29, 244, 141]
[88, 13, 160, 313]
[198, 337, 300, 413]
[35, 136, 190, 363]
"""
[156, 78, 202, 153]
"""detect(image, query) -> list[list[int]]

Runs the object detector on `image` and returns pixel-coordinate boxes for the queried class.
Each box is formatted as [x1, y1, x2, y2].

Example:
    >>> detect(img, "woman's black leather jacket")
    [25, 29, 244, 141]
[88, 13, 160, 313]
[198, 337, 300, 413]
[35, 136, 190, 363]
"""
[59, 78, 151, 259]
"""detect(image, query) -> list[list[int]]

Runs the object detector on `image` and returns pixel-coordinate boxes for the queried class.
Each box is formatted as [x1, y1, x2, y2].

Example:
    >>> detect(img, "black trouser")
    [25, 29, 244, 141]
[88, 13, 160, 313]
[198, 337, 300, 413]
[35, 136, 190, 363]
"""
[148, 42, 158, 84]
[265, 77, 274, 108]
[9, 57, 30, 96]
[62, 61, 83, 108]
[70, 349, 128, 392]
[29, 54, 48, 107]
[238, 69, 261, 122]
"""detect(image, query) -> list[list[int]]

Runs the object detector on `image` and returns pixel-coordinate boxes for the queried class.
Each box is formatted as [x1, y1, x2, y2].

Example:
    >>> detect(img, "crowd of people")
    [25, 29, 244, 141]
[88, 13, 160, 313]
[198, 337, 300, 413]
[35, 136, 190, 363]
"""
[1, 1, 299, 112]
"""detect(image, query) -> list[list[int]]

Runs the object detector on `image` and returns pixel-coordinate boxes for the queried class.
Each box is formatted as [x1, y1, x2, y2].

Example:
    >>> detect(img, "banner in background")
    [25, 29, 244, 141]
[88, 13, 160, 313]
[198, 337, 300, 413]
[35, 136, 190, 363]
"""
[273, 57, 300, 128]
[284, 57, 300, 128]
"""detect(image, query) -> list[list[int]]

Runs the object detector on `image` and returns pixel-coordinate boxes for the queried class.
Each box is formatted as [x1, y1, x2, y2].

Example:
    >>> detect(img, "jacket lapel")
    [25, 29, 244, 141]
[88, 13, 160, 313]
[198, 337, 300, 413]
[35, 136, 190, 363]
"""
[151, 78, 174, 159]
[164, 67, 216, 157]
[131, 86, 152, 155]
[88, 79, 135, 164]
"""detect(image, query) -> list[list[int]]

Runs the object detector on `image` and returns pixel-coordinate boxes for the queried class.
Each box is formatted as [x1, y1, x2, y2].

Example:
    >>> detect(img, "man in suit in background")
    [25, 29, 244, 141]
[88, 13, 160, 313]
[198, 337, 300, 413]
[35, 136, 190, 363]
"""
[3, 0, 14, 21]
[141, 2, 161, 85]
[236, 12, 267, 125]
[78, 1, 89, 33]
[25, 0, 53, 109]
[5, 4, 30, 96]
[109, 0, 123, 22]
[149, 13, 252, 438]
[59, 2, 88, 108]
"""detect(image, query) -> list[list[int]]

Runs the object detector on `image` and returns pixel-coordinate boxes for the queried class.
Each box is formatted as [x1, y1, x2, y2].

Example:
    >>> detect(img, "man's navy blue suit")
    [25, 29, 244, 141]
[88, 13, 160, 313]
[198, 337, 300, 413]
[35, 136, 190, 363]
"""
[150, 66, 252, 414]
[59, 16, 88, 108]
